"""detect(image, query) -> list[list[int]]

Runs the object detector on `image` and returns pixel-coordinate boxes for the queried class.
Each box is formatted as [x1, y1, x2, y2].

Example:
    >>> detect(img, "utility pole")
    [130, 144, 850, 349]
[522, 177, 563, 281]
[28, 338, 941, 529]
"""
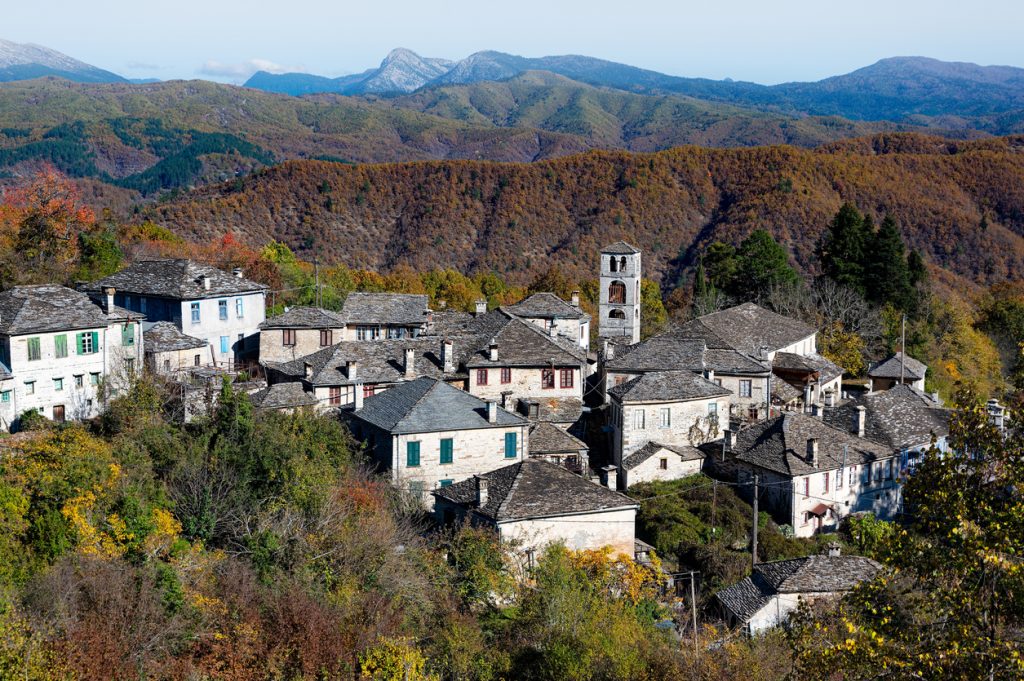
[900, 314, 906, 385]
[314, 256, 320, 308]
[689, 571, 699, 660]
[751, 472, 759, 569]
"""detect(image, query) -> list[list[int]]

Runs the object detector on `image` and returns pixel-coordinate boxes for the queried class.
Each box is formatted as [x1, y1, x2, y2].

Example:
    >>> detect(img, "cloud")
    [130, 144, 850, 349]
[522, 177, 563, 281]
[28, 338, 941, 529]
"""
[198, 58, 299, 80]
[125, 61, 161, 71]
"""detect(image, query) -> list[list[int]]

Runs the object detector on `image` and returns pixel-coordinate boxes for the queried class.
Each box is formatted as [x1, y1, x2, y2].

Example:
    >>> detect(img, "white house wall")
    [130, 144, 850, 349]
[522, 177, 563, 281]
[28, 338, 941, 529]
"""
[497, 507, 636, 557]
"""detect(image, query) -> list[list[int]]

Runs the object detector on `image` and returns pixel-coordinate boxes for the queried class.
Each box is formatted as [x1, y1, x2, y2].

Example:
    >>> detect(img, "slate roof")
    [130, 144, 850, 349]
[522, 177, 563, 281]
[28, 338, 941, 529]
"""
[432, 459, 636, 521]
[425, 309, 475, 337]
[773, 352, 845, 384]
[601, 241, 641, 255]
[529, 421, 588, 455]
[517, 397, 584, 424]
[867, 352, 927, 381]
[352, 376, 528, 434]
[772, 378, 803, 403]
[622, 441, 703, 470]
[823, 385, 951, 450]
[693, 303, 816, 357]
[730, 412, 894, 477]
[143, 321, 207, 352]
[249, 382, 318, 410]
[91, 259, 267, 299]
[260, 306, 346, 329]
[340, 293, 429, 326]
[0, 285, 115, 335]
[503, 293, 589, 321]
[0, 360, 11, 380]
[717, 554, 881, 621]
[464, 317, 586, 368]
[606, 335, 707, 373]
[608, 370, 731, 403]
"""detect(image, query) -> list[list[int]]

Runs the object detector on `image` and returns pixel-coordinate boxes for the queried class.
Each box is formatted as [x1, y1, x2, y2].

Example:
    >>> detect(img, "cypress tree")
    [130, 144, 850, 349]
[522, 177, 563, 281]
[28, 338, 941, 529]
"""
[865, 215, 913, 309]
[819, 203, 870, 294]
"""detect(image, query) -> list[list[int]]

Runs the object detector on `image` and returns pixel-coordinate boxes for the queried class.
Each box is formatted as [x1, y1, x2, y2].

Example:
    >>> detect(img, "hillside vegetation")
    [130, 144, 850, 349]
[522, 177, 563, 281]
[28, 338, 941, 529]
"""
[149, 133, 1024, 290]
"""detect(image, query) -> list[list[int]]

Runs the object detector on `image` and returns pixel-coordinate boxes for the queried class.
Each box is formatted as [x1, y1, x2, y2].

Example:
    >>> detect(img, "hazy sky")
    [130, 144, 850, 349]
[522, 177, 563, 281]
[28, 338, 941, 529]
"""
[5, 0, 1023, 84]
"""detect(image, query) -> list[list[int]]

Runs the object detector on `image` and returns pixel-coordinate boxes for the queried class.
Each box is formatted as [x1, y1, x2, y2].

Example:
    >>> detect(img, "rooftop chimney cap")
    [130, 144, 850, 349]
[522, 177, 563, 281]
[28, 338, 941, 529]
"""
[474, 299, 487, 317]
[232, 267, 243, 278]
[475, 475, 489, 507]
[346, 360, 358, 380]
[807, 438, 819, 466]
[199, 274, 211, 290]
[304, 362, 313, 378]
[486, 400, 498, 423]
[827, 541, 842, 557]
[570, 290, 580, 307]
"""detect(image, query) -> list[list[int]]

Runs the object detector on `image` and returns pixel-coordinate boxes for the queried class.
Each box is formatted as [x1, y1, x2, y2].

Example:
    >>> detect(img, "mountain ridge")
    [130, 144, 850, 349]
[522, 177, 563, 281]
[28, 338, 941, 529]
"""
[0, 38, 125, 84]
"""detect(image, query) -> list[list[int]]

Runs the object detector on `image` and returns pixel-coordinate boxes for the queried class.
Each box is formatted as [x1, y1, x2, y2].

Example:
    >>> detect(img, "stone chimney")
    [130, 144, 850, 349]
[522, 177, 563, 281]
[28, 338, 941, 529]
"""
[807, 438, 819, 467]
[705, 368, 715, 384]
[486, 400, 498, 423]
[723, 429, 735, 451]
[488, 339, 498, 362]
[854, 405, 866, 437]
[827, 541, 842, 558]
[602, 338, 615, 360]
[200, 274, 211, 291]
[803, 384, 813, 411]
[475, 475, 489, 507]
[232, 267, 243, 279]
[570, 290, 580, 307]
[346, 360, 358, 381]
[825, 391, 836, 408]
[474, 299, 487, 317]
[442, 339, 454, 373]
[528, 401, 540, 420]
[354, 384, 364, 410]
[403, 348, 416, 378]
[602, 465, 619, 491]
[304, 362, 313, 379]
[811, 403, 823, 419]
[102, 286, 116, 314]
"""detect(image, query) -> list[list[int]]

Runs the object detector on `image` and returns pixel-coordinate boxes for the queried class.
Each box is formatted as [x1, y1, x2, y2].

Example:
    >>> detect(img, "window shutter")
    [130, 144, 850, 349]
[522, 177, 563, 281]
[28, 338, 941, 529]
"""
[407, 441, 420, 467]
[440, 438, 453, 464]
[505, 432, 517, 458]
[76, 333, 83, 355]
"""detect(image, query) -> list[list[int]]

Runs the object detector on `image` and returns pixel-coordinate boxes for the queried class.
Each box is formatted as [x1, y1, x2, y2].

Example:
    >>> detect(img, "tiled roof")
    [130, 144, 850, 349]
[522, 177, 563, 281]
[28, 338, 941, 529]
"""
[352, 376, 528, 434]
[773, 352, 845, 384]
[340, 293, 429, 326]
[867, 352, 927, 381]
[425, 308, 475, 337]
[250, 382, 318, 409]
[464, 317, 586, 368]
[693, 303, 816, 357]
[622, 441, 703, 470]
[529, 421, 587, 455]
[772, 378, 803, 403]
[91, 259, 267, 299]
[260, 306, 346, 329]
[0, 285, 114, 335]
[601, 241, 641, 255]
[143, 321, 207, 352]
[608, 370, 730, 403]
[517, 397, 584, 424]
[730, 412, 893, 477]
[606, 335, 707, 372]
[503, 293, 589, 321]
[717, 554, 881, 621]
[432, 459, 636, 521]
[823, 385, 950, 450]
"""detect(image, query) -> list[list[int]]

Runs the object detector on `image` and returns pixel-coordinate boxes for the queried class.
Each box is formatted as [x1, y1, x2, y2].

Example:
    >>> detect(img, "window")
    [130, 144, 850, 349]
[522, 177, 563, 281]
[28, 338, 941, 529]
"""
[708, 402, 718, 416]
[219, 336, 229, 354]
[823, 472, 829, 493]
[282, 329, 296, 346]
[0, 390, 9, 403]
[621, 256, 627, 271]
[541, 369, 555, 389]
[218, 299, 228, 320]
[54, 334, 67, 358]
[89, 373, 100, 386]
[27, 337, 41, 361]
[608, 309, 626, 320]
[125, 357, 136, 374]
[328, 387, 341, 406]
[714, 378, 723, 386]
[53, 377, 64, 391]
[659, 407, 671, 428]
[476, 368, 488, 386]
[235, 298, 244, 318]
[190, 302, 200, 324]
[804, 478, 810, 496]
[194, 354, 201, 367]
[838, 468, 844, 489]
[406, 441, 421, 467]
[633, 409, 646, 430]
[409, 481, 424, 497]
[659, 458, 668, 470]
[875, 463, 883, 482]
[504, 432, 518, 458]
[608, 280, 626, 304]
[386, 327, 407, 340]
[121, 324, 135, 346]
[500, 367, 511, 384]
[24, 381, 34, 395]
[440, 438, 453, 464]
[559, 368, 574, 389]
[76, 332, 98, 355]
[886, 460, 893, 480]
[739, 380, 752, 398]
[439, 479, 453, 488]
[356, 326, 379, 341]
[163, 360, 170, 372]
[363, 384, 375, 398]
[609, 256, 618, 272]
[320, 329, 333, 347]
[849, 466, 857, 487]
[139, 298, 147, 314]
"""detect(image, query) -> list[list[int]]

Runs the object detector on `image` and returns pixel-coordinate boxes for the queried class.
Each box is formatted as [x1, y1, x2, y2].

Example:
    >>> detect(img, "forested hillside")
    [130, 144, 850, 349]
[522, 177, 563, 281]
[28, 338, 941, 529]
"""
[150, 133, 1024, 290]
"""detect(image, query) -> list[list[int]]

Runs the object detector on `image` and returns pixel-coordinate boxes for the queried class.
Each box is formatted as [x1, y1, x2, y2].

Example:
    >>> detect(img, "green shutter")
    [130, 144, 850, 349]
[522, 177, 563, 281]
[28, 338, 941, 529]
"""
[505, 432, 517, 459]
[54, 335, 67, 358]
[122, 324, 134, 345]
[406, 441, 420, 467]
[76, 333, 83, 355]
[440, 438, 453, 464]
[27, 337, 40, 361]
[91, 332, 99, 353]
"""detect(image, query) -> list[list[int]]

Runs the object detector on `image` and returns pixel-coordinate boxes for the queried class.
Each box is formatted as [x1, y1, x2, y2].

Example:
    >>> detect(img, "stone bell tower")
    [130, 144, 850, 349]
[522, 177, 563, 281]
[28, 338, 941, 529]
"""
[598, 241, 641, 344]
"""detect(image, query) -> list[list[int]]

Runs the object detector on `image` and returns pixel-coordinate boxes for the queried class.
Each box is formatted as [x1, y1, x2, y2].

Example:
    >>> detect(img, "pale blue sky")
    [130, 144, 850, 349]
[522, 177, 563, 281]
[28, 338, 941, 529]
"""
[6, 0, 1023, 84]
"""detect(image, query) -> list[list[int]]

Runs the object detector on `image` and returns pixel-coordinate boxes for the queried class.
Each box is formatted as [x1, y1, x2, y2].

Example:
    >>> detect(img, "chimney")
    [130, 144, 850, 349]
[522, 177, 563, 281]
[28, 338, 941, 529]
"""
[827, 541, 841, 558]
[602, 465, 619, 491]
[602, 338, 615, 360]
[403, 348, 416, 378]
[807, 438, 819, 467]
[501, 391, 512, 409]
[346, 360, 358, 380]
[931, 392, 941, 405]
[439, 299, 447, 310]
[475, 475, 489, 507]
[811, 403, 823, 419]
[723, 429, 735, 451]
[548, 324, 557, 337]
[486, 400, 498, 423]
[304, 362, 313, 379]
[570, 290, 580, 307]
[488, 339, 498, 362]
[200, 274, 211, 290]
[232, 267, 243, 279]
[528, 401, 540, 420]
[474, 299, 487, 317]
[442, 339, 454, 373]
[825, 391, 836, 408]
[803, 384, 813, 412]
[102, 286, 116, 313]
[705, 368, 715, 384]
[354, 384, 364, 410]
[854, 405, 866, 437]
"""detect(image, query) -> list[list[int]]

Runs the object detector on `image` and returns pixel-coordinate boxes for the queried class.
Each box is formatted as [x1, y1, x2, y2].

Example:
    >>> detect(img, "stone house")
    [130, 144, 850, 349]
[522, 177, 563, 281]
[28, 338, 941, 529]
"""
[432, 459, 638, 559]
[338, 292, 430, 341]
[771, 351, 844, 407]
[620, 442, 704, 489]
[258, 306, 346, 363]
[503, 292, 591, 351]
[248, 382, 318, 413]
[89, 259, 267, 367]
[867, 352, 927, 392]
[0, 286, 144, 431]
[723, 412, 899, 538]
[527, 421, 589, 475]
[608, 370, 731, 487]
[143, 321, 208, 374]
[716, 549, 881, 635]
[347, 377, 530, 509]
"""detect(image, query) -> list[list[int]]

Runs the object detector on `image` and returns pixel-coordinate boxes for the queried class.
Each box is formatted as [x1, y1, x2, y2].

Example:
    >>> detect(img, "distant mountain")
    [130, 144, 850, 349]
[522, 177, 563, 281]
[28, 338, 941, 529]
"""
[0, 38, 125, 83]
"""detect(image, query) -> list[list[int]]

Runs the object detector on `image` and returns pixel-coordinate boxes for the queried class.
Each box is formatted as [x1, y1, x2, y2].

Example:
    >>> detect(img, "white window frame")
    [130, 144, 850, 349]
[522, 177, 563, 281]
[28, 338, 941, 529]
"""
[658, 407, 671, 428]
[633, 409, 645, 430]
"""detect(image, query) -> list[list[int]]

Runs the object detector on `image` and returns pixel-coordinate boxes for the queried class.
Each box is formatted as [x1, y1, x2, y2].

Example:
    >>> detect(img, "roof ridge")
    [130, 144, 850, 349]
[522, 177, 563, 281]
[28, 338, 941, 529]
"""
[494, 460, 526, 519]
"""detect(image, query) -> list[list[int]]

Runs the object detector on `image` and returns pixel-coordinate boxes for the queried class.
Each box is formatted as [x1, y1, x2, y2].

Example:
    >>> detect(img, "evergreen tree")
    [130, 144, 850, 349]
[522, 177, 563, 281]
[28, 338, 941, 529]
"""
[704, 241, 739, 293]
[865, 215, 914, 310]
[734, 229, 801, 299]
[692, 256, 710, 299]
[819, 203, 870, 294]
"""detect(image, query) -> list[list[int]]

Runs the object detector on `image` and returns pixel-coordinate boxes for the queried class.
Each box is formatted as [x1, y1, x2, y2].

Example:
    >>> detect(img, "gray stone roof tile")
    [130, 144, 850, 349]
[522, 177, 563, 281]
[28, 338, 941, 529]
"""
[529, 421, 587, 455]
[867, 352, 927, 381]
[250, 382, 318, 409]
[693, 303, 816, 357]
[0, 285, 115, 335]
[622, 441, 703, 470]
[608, 370, 730, 403]
[340, 293, 429, 326]
[517, 397, 584, 424]
[503, 293, 588, 321]
[823, 385, 950, 450]
[92, 259, 267, 299]
[260, 306, 346, 329]
[601, 241, 641, 254]
[143, 321, 207, 352]
[464, 317, 586, 368]
[773, 352, 845, 384]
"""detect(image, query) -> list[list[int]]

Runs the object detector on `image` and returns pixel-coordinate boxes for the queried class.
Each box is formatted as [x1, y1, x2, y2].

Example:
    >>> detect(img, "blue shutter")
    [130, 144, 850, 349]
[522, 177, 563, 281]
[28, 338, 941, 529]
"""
[504, 432, 517, 459]
[440, 438, 453, 464]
